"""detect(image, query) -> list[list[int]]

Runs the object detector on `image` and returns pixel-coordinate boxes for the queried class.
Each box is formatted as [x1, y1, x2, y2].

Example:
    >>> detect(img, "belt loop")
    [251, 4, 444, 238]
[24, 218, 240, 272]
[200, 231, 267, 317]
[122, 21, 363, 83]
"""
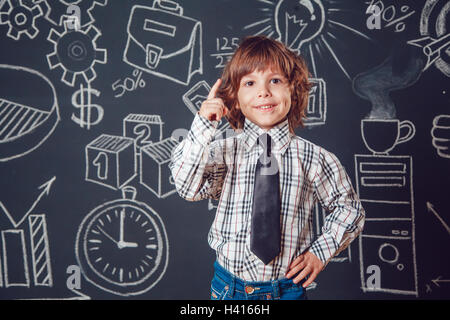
[227, 275, 235, 298]
[271, 280, 280, 300]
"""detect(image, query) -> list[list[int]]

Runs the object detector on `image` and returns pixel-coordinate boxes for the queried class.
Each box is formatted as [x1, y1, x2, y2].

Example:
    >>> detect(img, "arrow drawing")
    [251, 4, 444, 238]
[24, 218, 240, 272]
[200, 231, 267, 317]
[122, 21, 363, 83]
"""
[432, 276, 450, 287]
[0, 176, 56, 228]
[427, 202, 450, 235]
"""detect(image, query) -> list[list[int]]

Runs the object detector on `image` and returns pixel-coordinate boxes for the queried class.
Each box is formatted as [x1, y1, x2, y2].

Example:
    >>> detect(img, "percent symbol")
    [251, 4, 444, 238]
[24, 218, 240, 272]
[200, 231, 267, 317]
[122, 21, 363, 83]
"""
[112, 70, 147, 98]
[383, 5, 415, 33]
[132, 69, 146, 89]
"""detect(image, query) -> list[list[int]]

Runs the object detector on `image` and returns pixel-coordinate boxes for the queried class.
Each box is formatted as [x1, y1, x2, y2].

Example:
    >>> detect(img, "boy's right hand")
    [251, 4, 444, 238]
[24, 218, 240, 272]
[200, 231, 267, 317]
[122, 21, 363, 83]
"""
[199, 78, 228, 122]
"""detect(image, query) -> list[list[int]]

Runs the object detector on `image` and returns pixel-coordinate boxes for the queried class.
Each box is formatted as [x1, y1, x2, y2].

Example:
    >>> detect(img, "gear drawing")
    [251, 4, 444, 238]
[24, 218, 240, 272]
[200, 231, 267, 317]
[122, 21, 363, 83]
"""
[40, 0, 107, 27]
[46, 20, 107, 86]
[0, 0, 43, 40]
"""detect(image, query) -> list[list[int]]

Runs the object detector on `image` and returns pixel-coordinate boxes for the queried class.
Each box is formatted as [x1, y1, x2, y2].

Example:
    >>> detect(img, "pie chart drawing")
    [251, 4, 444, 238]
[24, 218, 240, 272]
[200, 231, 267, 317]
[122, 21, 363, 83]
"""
[0, 64, 60, 161]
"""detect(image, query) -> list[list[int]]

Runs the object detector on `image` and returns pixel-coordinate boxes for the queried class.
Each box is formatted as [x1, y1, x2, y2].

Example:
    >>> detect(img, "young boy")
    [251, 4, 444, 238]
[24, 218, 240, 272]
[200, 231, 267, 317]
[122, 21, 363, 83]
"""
[169, 35, 365, 300]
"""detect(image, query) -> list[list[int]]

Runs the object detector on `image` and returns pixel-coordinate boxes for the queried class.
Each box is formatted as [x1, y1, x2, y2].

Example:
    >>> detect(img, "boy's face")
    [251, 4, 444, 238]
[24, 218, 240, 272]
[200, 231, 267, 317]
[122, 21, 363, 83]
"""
[236, 67, 291, 131]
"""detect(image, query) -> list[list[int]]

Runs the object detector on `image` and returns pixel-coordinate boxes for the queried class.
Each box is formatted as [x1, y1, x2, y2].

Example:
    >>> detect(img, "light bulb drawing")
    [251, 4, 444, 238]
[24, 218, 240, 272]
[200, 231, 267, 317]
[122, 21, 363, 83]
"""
[244, 0, 375, 80]
[274, 0, 325, 51]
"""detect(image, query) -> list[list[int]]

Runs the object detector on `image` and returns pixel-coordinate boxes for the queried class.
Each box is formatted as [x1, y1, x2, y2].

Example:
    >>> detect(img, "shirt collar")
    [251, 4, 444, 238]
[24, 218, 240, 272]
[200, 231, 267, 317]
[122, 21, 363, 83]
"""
[242, 117, 293, 155]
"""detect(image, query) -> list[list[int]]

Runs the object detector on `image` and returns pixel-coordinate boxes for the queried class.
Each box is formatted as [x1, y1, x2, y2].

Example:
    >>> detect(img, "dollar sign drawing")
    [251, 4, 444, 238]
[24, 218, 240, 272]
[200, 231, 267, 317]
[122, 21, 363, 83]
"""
[71, 83, 104, 129]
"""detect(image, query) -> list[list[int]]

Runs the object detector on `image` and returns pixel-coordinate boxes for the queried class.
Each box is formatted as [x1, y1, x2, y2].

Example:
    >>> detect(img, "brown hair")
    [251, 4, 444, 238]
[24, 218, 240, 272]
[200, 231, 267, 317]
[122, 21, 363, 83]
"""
[217, 35, 312, 133]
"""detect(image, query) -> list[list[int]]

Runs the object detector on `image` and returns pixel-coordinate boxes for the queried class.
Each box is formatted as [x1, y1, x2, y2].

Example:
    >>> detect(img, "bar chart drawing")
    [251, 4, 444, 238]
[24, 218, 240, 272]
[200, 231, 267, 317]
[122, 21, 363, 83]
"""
[1, 229, 30, 287]
[28, 214, 53, 287]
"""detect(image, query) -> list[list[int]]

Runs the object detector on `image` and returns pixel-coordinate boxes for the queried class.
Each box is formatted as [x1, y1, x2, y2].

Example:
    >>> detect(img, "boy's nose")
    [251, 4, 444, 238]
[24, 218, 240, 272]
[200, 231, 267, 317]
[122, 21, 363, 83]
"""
[257, 85, 271, 98]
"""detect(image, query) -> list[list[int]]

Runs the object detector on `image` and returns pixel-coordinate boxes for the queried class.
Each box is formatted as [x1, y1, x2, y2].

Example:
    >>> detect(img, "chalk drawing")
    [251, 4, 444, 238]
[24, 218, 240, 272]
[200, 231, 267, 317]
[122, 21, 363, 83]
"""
[85, 134, 137, 191]
[22, 288, 91, 300]
[407, 0, 450, 77]
[123, 1, 202, 85]
[140, 136, 180, 199]
[355, 150, 418, 296]
[366, 0, 416, 33]
[355, 154, 418, 296]
[1, 229, 30, 287]
[275, 0, 325, 51]
[0, 65, 60, 162]
[47, 20, 107, 87]
[0, 176, 55, 229]
[210, 36, 240, 69]
[426, 202, 450, 235]
[28, 214, 53, 286]
[71, 82, 104, 130]
[361, 119, 415, 155]
[0, 183, 55, 291]
[353, 46, 424, 120]
[123, 113, 163, 154]
[304, 77, 327, 127]
[0, 0, 43, 40]
[351, 41, 425, 296]
[75, 186, 169, 296]
[86, 112, 179, 197]
[40, 0, 108, 28]
[112, 69, 147, 99]
[244, 0, 375, 81]
[431, 114, 450, 159]
[432, 276, 450, 287]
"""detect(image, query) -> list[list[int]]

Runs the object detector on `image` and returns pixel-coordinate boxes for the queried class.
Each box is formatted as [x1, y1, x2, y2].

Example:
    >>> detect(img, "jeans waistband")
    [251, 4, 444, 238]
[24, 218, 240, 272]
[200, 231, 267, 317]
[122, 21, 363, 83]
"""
[213, 261, 302, 299]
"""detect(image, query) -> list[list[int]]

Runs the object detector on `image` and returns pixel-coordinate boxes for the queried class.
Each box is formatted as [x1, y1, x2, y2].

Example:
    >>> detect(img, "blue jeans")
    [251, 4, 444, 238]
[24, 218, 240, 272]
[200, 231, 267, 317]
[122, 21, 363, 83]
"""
[210, 261, 307, 300]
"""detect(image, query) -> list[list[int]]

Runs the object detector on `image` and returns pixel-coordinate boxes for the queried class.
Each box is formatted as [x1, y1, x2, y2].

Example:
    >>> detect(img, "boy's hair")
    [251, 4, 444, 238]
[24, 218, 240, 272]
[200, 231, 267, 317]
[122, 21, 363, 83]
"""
[217, 35, 312, 133]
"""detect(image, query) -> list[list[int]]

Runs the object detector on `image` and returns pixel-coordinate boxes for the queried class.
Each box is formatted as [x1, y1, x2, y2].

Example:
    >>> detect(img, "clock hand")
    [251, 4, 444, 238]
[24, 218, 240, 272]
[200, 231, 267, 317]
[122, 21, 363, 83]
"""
[120, 241, 138, 248]
[97, 226, 119, 245]
[97, 225, 136, 249]
[118, 208, 138, 249]
[119, 208, 125, 243]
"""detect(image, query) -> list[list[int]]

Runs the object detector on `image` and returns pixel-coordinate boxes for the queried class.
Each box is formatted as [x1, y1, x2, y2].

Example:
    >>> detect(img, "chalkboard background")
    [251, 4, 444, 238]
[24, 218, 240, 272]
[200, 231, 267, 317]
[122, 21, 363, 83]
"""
[0, 0, 448, 300]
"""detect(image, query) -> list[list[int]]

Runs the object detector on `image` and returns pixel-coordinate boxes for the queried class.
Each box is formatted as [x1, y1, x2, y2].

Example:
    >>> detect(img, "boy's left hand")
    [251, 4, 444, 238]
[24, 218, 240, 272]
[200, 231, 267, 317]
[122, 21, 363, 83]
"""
[285, 251, 324, 288]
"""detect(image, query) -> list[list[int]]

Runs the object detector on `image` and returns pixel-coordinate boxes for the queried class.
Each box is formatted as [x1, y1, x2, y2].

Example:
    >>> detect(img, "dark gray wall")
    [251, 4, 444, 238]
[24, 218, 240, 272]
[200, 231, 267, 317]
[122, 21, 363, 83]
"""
[0, 0, 449, 300]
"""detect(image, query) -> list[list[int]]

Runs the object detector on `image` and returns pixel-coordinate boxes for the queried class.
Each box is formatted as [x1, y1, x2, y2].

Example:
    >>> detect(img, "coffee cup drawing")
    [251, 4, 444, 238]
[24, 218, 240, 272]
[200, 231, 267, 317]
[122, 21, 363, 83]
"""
[361, 119, 416, 155]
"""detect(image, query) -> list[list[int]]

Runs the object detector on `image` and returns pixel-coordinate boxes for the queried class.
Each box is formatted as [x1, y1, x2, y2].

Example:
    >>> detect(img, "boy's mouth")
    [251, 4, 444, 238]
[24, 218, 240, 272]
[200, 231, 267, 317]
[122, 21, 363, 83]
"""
[254, 104, 276, 112]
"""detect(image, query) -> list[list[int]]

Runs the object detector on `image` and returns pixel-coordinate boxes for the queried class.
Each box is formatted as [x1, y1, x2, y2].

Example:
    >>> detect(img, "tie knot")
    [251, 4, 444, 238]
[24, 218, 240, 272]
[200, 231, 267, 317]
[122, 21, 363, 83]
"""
[257, 133, 272, 156]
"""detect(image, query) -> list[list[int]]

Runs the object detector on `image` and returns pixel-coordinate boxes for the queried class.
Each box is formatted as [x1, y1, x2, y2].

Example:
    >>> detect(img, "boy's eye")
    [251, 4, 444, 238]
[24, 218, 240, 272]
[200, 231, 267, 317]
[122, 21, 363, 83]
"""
[271, 78, 282, 84]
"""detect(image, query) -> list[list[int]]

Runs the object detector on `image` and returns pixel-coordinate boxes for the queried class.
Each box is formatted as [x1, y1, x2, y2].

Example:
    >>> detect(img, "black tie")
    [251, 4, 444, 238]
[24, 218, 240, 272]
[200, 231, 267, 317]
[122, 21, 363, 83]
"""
[250, 133, 281, 265]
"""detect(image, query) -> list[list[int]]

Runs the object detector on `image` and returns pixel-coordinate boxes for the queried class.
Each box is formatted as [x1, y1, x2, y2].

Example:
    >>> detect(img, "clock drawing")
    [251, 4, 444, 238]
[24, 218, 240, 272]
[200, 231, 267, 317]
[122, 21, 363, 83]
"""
[75, 186, 169, 296]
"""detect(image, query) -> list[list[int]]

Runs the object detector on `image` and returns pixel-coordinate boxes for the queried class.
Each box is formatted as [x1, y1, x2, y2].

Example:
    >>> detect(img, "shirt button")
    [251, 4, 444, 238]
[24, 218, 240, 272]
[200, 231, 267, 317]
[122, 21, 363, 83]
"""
[245, 286, 255, 294]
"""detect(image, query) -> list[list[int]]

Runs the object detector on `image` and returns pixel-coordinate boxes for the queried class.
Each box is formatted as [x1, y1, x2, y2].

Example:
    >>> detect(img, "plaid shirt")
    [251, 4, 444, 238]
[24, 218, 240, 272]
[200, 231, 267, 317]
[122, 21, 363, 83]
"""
[170, 113, 365, 281]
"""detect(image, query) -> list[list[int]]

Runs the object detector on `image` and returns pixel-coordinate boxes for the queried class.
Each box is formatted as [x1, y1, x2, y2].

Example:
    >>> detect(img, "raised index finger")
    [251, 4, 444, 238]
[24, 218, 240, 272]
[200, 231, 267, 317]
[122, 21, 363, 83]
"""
[207, 78, 222, 99]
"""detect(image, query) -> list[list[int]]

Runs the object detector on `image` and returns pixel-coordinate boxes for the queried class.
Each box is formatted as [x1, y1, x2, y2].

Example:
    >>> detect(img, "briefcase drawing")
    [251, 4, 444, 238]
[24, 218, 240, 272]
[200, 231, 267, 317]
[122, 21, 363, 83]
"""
[123, 1, 203, 85]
